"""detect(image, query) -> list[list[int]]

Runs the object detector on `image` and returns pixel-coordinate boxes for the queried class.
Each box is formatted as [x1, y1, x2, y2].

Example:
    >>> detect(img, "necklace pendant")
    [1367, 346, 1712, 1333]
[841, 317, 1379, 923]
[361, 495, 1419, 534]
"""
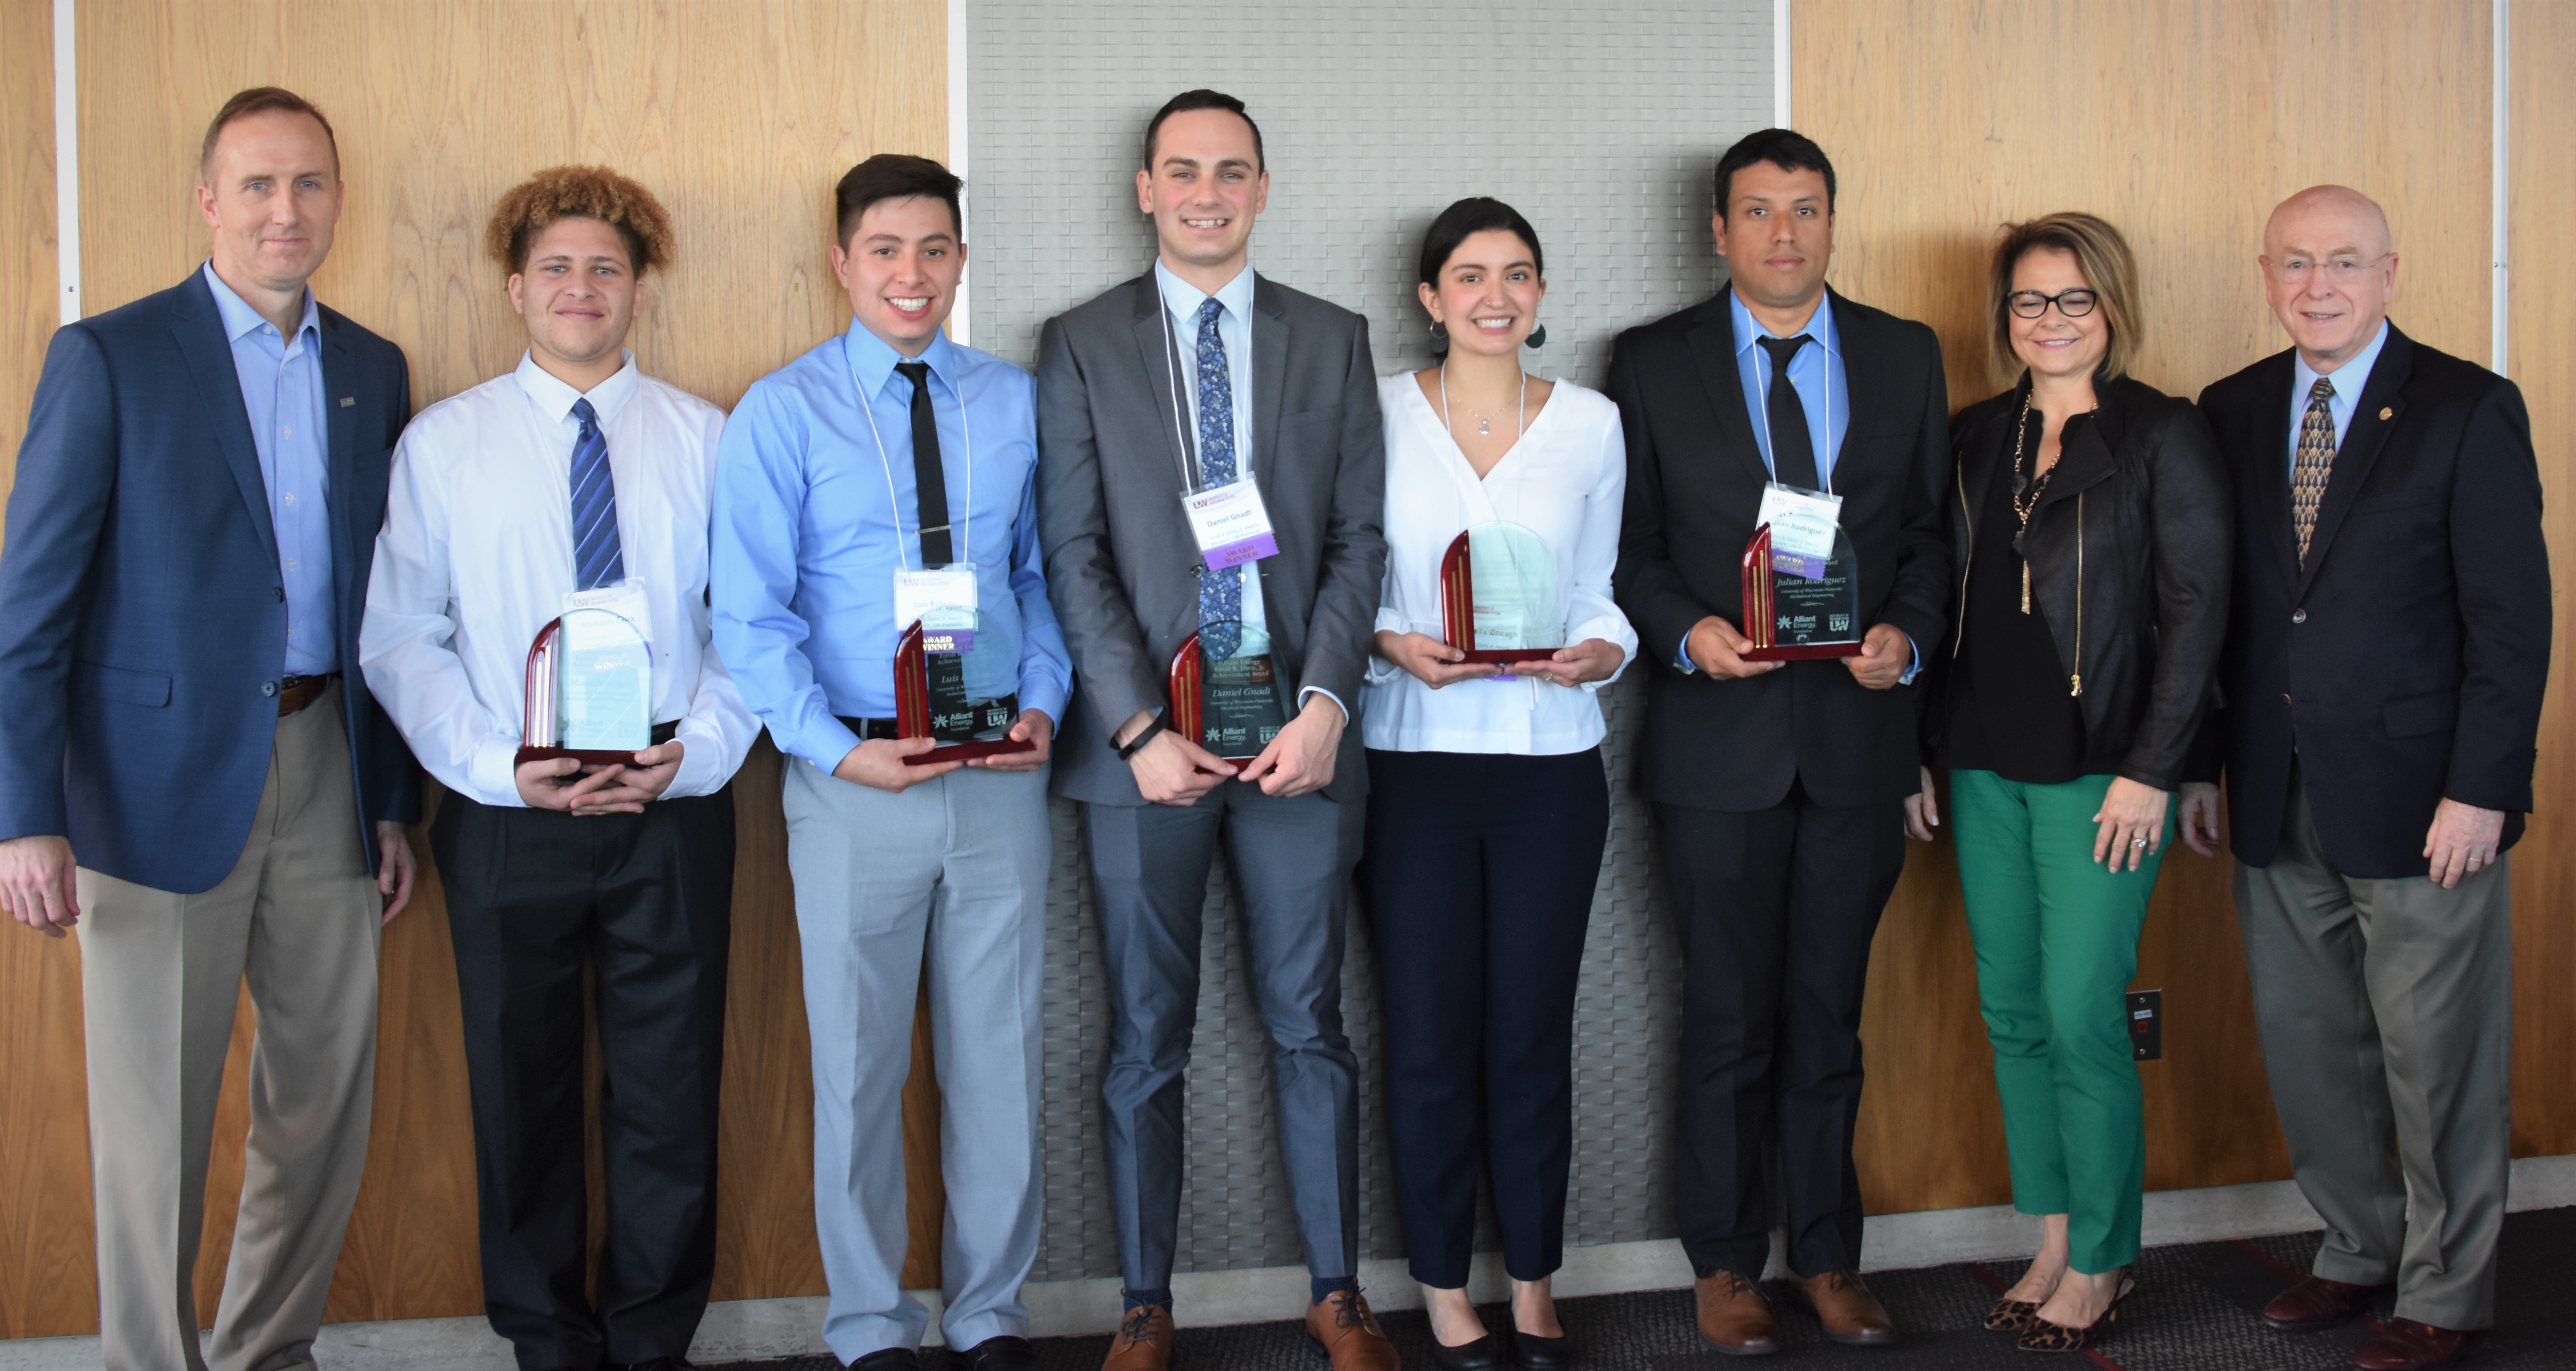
[2020, 560, 2032, 614]
[1478, 418, 1491, 435]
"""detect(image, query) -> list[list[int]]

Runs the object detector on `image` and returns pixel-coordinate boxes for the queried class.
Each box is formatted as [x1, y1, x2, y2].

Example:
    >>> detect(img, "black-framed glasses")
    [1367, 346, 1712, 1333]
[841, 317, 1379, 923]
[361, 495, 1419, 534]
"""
[2007, 288, 2099, 319]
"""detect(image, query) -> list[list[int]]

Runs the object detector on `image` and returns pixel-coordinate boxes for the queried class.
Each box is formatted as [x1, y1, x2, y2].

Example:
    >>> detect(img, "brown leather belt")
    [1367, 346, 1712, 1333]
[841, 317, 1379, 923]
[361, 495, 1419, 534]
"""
[278, 673, 336, 716]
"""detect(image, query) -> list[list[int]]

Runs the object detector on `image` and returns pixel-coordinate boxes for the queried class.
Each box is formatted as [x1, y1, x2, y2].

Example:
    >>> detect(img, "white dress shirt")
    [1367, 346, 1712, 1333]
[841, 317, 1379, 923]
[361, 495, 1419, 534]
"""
[362, 351, 759, 808]
[1363, 373, 1636, 755]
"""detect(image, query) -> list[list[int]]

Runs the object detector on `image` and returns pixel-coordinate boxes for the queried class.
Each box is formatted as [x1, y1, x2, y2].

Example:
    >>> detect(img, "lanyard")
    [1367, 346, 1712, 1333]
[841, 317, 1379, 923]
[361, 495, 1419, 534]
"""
[853, 336, 974, 573]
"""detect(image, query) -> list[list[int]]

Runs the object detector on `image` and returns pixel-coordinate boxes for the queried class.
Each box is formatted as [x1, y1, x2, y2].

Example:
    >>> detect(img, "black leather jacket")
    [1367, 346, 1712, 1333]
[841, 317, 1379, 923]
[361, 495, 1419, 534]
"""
[1924, 375, 2233, 789]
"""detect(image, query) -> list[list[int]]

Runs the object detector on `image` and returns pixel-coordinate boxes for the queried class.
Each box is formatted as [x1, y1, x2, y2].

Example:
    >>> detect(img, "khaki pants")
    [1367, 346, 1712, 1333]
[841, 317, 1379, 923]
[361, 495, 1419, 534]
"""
[2235, 772, 2514, 1331]
[76, 682, 384, 1371]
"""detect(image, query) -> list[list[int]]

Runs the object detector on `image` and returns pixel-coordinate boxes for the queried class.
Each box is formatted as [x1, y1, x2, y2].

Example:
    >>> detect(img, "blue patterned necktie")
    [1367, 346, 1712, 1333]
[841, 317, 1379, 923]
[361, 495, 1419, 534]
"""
[568, 397, 625, 590]
[1193, 297, 1243, 657]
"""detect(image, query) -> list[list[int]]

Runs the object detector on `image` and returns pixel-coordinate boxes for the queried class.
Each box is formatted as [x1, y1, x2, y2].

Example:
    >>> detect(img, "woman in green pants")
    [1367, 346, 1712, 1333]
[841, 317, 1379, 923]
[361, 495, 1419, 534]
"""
[1906, 212, 2231, 1352]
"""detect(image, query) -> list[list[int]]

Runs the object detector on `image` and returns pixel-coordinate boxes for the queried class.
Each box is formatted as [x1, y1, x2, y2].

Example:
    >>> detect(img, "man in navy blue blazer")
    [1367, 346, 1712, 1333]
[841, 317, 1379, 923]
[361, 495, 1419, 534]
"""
[0, 88, 418, 1371]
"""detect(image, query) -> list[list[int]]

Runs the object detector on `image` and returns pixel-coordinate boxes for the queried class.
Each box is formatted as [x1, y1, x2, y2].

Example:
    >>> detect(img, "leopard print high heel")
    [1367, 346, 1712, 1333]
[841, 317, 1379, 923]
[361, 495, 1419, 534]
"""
[2018, 1273, 2136, 1352]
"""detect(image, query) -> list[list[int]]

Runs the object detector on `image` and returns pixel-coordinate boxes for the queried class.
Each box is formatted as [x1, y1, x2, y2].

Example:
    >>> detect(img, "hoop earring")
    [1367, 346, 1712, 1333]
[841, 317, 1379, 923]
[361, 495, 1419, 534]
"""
[1525, 323, 1548, 349]
[1429, 319, 1449, 356]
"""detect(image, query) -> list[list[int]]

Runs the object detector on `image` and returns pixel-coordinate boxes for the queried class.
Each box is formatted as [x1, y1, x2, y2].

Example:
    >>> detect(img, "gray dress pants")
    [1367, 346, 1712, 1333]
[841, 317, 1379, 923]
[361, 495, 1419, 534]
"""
[1082, 781, 1365, 1294]
[2235, 773, 2513, 1330]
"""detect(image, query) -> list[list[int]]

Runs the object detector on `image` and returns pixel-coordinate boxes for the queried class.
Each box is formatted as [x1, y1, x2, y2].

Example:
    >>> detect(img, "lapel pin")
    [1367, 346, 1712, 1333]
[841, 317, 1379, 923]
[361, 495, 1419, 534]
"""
[2378, 407, 2393, 420]
[339, 396, 356, 407]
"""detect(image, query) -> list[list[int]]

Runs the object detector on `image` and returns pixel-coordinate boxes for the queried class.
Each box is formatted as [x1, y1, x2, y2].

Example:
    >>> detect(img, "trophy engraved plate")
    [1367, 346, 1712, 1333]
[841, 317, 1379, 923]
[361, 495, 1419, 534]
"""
[1168, 620, 1290, 764]
[1741, 523, 1865, 662]
[1440, 522, 1566, 666]
[516, 608, 655, 765]
[894, 613, 1036, 766]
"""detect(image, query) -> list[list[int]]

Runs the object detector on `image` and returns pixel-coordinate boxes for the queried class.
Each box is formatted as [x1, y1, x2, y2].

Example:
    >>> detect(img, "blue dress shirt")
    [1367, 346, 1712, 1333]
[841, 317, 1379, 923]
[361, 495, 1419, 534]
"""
[1731, 287, 1850, 488]
[713, 323, 1071, 772]
[2288, 320, 2391, 479]
[203, 262, 334, 674]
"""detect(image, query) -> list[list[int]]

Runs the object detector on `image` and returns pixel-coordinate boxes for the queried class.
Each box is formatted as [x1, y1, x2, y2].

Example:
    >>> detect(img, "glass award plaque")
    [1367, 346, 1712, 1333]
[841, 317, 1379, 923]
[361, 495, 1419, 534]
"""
[1741, 522, 1865, 661]
[1439, 522, 1565, 665]
[894, 612, 1036, 765]
[516, 608, 654, 765]
[1167, 619, 1291, 763]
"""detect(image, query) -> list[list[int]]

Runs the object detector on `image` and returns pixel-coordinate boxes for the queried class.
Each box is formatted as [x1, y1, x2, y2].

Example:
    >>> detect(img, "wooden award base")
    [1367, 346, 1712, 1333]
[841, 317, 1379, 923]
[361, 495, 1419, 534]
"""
[1168, 631, 1270, 765]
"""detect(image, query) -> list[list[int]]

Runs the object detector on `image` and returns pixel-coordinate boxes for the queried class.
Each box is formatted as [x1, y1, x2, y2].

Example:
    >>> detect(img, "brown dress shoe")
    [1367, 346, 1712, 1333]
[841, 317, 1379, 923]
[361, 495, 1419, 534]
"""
[1306, 1289, 1401, 1371]
[2261, 1276, 2389, 1331]
[1693, 1271, 1780, 1356]
[1800, 1271, 1897, 1347]
[2353, 1319, 2475, 1371]
[1101, 1304, 1174, 1371]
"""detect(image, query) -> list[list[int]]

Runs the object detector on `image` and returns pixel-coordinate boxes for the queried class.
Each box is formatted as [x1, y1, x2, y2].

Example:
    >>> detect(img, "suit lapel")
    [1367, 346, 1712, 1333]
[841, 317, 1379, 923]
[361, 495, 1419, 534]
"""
[1250, 275, 1288, 496]
[169, 271, 279, 560]
[1126, 274, 1192, 481]
[2296, 326, 2413, 593]
[2244, 350, 2300, 590]
[1826, 289, 1872, 483]
[1686, 288, 1770, 488]
[319, 311, 361, 613]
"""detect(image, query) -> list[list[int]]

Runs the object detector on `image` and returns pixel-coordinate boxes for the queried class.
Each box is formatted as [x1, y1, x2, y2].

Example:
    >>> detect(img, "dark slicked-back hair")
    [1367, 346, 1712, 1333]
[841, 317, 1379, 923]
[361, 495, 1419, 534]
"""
[1713, 127, 1837, 217]
[199, 87, 339, 180]
[834, 153, 964, 246]
[1418, 197, 1545, 286]
[1143, 89, 1264, 172]
[486, 165, 675, 276]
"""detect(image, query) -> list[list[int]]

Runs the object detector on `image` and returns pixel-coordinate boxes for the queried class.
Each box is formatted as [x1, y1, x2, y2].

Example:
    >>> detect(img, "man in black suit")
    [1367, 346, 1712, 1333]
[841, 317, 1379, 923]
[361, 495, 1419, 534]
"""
[1611, 129, 1950, 1354]
[2180, 185, 2547, 1371]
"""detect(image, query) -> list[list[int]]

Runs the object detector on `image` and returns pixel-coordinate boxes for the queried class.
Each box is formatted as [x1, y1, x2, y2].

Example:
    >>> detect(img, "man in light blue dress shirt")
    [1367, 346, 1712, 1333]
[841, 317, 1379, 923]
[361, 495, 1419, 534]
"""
[712, 155, 1066, 1371]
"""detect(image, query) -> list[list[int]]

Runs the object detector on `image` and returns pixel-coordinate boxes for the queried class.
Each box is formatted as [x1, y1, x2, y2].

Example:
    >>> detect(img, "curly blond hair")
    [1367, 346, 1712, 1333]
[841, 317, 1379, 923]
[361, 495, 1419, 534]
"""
[485, 165, 675, 276]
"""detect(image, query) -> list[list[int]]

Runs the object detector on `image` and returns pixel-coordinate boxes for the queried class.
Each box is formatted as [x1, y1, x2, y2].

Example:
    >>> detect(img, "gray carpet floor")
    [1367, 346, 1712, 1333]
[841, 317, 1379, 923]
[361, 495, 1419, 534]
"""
[726, 1206, 2574, 1370]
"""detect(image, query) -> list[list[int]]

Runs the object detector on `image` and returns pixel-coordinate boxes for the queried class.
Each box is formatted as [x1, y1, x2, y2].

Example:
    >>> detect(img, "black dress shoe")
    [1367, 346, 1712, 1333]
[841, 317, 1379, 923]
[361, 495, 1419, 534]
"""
[850, 1350, 920, 1371]
[614, 1360, 694, 1371]
[1429, 1333, 1510, 1370]
[955, 1335, 1036, 1371]
[1512, 1329, 1572, 1369]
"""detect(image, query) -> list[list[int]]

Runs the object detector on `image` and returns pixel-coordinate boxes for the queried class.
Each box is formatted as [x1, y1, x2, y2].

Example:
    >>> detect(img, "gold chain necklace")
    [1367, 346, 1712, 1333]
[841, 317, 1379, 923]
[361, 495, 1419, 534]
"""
[2007, 395, 2094, 613]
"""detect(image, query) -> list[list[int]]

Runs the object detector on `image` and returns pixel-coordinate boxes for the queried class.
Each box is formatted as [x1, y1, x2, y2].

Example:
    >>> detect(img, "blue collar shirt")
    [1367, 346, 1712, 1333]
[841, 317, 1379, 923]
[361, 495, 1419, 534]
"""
[204, 261, 334, 674]
[712, 322, 1070, 773]
[1730, 286, 1850, 489]
[2288, 319, 2391, 480]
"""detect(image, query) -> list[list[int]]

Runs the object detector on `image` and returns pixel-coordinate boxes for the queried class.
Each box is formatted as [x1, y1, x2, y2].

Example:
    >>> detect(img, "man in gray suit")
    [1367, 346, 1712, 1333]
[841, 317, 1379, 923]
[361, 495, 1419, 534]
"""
[1035, 90, 1395, 1371]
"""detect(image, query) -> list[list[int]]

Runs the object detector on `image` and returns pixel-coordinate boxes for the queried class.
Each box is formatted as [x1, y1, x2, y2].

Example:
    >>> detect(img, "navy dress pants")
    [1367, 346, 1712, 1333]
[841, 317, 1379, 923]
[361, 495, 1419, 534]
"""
[1362, 747, 1608, 1288]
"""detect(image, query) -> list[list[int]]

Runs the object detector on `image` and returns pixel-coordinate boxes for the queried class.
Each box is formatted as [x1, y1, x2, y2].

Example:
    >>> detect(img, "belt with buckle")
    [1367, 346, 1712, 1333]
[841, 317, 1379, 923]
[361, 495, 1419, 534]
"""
[278, 673, 337, 716]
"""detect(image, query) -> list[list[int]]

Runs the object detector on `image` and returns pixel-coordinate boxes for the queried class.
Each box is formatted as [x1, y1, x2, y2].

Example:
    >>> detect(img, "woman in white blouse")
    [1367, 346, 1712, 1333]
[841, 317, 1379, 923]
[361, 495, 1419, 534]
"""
[1363, 199, 1635, 1371]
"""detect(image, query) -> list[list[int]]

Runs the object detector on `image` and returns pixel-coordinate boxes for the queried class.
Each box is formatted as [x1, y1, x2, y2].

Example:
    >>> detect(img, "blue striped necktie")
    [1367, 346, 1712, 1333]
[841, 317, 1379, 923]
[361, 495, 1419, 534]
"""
[569, 397, 625, 590]
[1194, 297, 1242, 657]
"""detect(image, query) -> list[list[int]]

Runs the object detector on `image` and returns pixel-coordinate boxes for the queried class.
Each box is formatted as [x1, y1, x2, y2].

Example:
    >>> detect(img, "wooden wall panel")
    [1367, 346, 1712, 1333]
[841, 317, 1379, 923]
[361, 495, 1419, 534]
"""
[0, 0, 944, 1338]
[1792, 0, 2502, 1215]
[2508, 0, 2576, 1157]
[0, 4, 90, 1342]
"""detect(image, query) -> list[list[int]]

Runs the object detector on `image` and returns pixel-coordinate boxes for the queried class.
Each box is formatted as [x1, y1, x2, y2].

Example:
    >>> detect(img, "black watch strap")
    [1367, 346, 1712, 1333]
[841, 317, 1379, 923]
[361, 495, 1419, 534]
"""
[1116, 715, 1167, 761]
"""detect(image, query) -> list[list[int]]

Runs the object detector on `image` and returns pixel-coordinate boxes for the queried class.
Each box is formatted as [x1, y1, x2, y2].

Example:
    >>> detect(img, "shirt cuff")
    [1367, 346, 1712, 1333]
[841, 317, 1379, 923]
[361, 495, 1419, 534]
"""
[1017, 674, 1070, 732]
[667, 724, 724, 799]
[1675, 633, 1699, 675]
[1297, 686, 1350, 725]
[1897, 632, 1922, 686]
[468, 733, 527, 808]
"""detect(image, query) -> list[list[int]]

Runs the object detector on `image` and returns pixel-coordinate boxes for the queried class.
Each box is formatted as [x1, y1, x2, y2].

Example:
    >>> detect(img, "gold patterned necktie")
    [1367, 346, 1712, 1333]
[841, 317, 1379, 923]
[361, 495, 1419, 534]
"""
[2292, 376, 2336, 565]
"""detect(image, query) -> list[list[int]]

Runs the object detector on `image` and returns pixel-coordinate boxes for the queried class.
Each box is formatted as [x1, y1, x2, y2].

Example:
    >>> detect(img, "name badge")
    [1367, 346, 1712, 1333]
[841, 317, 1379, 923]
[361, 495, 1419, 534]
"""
[1181, 479, 1280, 571]
[563, 580, 653, 653]
[1755, 482, 1843, 580]
[895, 566, 980, 653]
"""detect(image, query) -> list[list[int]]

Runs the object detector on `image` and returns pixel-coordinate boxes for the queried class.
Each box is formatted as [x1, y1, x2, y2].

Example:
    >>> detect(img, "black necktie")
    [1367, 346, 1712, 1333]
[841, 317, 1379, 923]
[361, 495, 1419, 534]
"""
[1757, 333, 1821, 490]
[894, 361, 952, 567]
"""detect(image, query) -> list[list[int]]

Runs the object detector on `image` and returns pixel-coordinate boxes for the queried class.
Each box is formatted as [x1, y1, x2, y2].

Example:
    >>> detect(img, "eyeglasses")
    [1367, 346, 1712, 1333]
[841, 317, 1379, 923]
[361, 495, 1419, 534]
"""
[2007, 289, 2098, 319]
[2269, 253, 2391, 284]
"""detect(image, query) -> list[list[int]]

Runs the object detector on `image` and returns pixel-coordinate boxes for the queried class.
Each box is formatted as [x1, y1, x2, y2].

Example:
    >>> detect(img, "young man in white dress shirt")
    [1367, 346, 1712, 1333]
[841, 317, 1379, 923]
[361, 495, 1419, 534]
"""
[361, 167, 759, 1371]
[711, 154, 1066, 1371]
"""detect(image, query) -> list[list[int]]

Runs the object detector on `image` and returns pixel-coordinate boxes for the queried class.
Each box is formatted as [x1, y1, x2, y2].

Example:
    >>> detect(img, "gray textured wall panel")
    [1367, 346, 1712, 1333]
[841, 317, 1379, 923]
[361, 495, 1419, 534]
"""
[970, 0, 1773, 1283]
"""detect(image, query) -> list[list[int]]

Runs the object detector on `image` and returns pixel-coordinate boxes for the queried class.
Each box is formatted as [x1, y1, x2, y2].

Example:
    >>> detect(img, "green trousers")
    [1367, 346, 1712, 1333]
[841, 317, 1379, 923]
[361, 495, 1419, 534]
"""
[1950, 769, 2174, 1273]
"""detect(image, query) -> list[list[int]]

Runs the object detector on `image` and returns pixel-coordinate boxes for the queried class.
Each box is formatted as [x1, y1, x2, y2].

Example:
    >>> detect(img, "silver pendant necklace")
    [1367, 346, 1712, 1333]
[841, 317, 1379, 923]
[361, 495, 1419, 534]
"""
[1439, 360, 1527, 443]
